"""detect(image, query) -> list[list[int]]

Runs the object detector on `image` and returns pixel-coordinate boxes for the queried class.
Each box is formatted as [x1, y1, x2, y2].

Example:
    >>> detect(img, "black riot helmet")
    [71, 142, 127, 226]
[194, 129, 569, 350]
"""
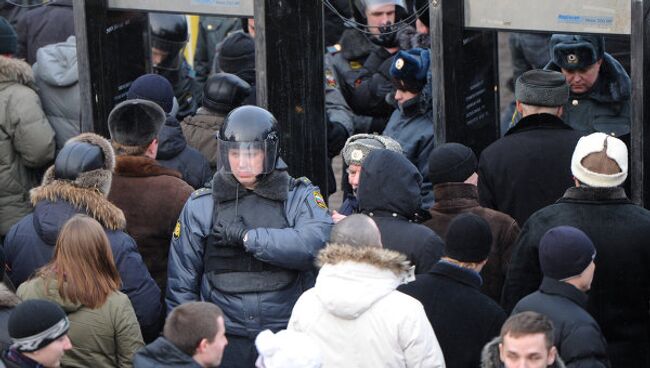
[149, 13, 188, 73]
[349, 0, 410, 48]
[217, 105, 280, 175]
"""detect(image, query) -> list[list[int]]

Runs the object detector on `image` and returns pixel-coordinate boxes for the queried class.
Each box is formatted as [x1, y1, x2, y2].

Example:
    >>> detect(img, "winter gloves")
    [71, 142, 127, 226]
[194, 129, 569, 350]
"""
[215, 216, 248, 247]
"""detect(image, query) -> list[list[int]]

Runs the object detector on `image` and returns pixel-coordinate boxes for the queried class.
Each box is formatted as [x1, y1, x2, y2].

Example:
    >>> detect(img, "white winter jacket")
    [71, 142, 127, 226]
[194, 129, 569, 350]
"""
[289, 244, 446, 368]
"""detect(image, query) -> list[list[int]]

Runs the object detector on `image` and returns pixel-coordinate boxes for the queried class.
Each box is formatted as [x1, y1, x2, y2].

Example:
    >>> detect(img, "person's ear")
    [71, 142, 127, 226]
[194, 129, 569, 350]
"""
[547, 346, 557, 365]
[195, 338, 209, 355]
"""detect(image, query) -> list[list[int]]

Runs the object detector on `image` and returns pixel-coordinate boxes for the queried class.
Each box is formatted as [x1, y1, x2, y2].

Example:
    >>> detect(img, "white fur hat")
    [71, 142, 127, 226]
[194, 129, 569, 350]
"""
[571, 132, 628, 187]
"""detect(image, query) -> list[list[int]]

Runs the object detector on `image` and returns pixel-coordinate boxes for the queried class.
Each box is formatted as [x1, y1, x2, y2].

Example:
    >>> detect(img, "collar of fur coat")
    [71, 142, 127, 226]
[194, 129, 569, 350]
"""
[317, 243, 410, 275]
[114, 155, 182, 178]
[30, 181, 126, 230]
[0, 56, 34, 86]
[0, 282, 20, 309]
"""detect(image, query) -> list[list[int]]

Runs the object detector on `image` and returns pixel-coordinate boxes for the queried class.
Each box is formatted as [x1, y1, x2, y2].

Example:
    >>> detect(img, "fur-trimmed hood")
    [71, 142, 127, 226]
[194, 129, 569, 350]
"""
[481, 337, 566, 368]
[30, 183, 126, 232]
[0, 282, 20, 309]
[0, 56, 34, 88]
[314, 244, 411, 319]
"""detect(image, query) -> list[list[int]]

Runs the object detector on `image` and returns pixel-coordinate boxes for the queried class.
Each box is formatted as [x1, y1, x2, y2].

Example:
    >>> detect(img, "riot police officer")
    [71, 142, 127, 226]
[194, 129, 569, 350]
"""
[325, 0, 411, 135]
[166, 105, 333, 367]
[149, 13, 203, 121]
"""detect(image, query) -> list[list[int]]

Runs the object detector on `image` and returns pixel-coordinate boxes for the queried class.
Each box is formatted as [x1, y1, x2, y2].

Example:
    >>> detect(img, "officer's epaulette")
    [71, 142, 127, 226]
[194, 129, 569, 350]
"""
[327, 44, 342, 54]
[191, 187, 211, 199]
[291, 176, 312, 188]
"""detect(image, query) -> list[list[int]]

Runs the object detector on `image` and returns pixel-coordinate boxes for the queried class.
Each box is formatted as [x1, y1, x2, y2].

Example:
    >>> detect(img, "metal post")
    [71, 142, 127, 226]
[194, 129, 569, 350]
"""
[256, 0, 328, 193]
[429, 0, 500, 153]
[631, 0, 649, 206]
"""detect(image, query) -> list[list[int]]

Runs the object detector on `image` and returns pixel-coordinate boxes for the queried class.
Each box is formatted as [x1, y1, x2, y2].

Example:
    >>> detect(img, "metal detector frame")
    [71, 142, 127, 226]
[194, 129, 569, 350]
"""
[429, 0, 647, 206]
[73, 0, 328, 194]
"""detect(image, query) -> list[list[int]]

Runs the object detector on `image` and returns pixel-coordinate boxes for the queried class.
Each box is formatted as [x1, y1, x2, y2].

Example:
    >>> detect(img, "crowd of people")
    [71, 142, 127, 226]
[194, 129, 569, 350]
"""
[0, 0, 645, 367]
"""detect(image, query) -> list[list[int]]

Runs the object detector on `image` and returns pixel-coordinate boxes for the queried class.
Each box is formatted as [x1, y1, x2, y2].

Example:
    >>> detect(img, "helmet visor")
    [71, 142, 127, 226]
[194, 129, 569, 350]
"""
[151, 36, 185, 71]
[217, 140, 278, 177]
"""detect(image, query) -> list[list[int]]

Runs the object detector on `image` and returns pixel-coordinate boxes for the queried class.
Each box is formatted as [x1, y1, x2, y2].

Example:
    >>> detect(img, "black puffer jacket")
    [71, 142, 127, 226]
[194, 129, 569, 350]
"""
[358, 149, 443, 274]
[157, 116, 212, 189]
[513, 277, 611, 368]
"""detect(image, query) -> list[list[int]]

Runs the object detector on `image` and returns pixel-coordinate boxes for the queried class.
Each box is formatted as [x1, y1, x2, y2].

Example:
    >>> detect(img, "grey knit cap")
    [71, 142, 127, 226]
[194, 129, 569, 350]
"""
[515, 69, 569, 107]
[342, 134, 402, 166]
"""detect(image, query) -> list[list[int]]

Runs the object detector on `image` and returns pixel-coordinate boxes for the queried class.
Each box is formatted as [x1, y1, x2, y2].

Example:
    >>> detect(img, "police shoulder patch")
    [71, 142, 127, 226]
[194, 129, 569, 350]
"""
[313, 190, 327, 209]
[349, 61, 362, 70]
[173, 221, 181, 239]
[191, 187, 211, 200]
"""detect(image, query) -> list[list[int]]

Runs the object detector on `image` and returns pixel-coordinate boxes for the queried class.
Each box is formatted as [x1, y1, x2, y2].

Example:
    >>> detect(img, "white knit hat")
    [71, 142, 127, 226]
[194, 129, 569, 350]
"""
[255, 329, 322, 368]
[571, 132, 628, 187]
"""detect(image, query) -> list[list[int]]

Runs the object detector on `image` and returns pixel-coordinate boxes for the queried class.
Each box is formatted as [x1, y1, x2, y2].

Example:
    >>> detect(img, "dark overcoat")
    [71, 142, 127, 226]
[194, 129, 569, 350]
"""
[502, 187, 650, 367]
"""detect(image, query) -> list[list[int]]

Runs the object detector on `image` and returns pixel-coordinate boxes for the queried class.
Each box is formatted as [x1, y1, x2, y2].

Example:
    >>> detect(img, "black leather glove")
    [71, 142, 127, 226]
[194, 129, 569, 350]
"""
[327, 121, 349, 158]
[214, 216, 247, 247]
[372, 22, 400, 48]
[369, 73, 393, 100]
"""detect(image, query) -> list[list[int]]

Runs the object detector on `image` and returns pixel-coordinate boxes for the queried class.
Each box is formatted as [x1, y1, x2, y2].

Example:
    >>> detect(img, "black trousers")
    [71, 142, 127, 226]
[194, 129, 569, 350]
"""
[220, 333, 259, 368]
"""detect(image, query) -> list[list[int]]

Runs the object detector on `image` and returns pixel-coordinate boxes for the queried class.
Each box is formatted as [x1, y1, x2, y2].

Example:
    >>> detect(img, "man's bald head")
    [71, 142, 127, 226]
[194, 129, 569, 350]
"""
[329, 214, 382, 248]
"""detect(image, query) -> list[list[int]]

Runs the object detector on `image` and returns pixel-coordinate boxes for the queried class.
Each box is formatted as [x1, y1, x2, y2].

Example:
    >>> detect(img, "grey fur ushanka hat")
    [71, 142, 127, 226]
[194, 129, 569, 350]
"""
[342, 134, 403, 166]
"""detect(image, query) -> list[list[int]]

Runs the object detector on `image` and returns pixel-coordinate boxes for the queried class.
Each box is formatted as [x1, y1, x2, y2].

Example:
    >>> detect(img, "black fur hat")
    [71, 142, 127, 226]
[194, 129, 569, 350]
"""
[107, 99, 166, 147]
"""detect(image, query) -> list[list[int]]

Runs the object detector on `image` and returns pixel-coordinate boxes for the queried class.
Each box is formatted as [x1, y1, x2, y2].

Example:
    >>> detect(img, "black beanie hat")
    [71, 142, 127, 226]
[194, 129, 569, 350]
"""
[539, 226, 596, 280]
[218, 32, 255, 78]
[127, 74, 175, 114]
[0, 16, 17, 55]
[428, 142, 477, 186]
[9, 300, 69, 352]
[445, 213, 492, 262]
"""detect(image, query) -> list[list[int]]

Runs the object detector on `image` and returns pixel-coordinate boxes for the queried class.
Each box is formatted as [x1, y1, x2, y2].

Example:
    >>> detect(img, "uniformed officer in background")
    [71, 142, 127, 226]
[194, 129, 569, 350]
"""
[149, 12, 203, 121]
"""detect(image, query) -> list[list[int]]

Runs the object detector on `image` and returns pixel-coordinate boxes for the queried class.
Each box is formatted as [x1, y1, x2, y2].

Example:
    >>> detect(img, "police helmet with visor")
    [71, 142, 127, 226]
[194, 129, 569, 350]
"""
[217, 105, 280, 176]
[149, 13, 188, 72]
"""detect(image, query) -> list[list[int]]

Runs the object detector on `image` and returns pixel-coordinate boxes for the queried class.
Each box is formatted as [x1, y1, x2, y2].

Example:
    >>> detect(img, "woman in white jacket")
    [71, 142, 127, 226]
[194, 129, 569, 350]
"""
[288, 234, 446, 368]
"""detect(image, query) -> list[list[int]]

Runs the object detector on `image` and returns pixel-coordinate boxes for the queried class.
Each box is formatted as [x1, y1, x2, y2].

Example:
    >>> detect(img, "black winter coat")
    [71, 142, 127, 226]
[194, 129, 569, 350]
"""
[358, 149, 443, 274]
[3, 199, 162, 341]
[400, 261, 506, 368]
[513, 277, 610, 368]
[133, 337, 202, 368]
[478, 113, 583, 226]
[157, 116, 212, 189]
[502, 187, 650, 367]
[15, 0, 74, 65]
